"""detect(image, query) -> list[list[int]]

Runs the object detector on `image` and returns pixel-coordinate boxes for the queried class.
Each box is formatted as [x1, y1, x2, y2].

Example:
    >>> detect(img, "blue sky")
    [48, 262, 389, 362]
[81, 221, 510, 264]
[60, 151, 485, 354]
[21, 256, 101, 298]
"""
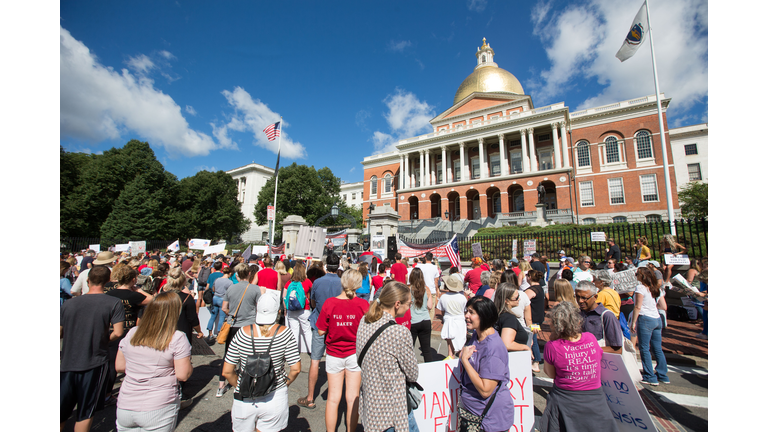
[59, 0, 708, 184]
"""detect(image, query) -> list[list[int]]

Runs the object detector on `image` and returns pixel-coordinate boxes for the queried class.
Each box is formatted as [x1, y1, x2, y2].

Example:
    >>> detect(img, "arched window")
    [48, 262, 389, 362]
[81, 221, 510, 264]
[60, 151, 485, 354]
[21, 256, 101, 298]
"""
[605, 136, 620, 163]
[482, 55, 486, 63]
[577, 141, 591, 167]
[646, 214, 662, 223]
[635, 131, 653, 160]
[370, 176, 377, 196]
[612, 216, 627, 223]
[384, 173, 392, 193]
[583, 218, 596, 225]
[512, 189, 525, 212]
[492, 192, 501, 214]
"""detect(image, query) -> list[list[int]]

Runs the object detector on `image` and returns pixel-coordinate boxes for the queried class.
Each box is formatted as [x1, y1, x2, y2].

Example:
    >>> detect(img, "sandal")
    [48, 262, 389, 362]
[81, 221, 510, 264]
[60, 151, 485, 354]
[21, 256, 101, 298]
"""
[297, 396, 316, 409]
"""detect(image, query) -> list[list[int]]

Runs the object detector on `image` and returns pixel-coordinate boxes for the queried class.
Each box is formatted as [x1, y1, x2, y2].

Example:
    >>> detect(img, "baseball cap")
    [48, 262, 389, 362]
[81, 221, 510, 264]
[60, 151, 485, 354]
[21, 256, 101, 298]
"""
[255, 291, 280, 325]
[509, 257, 519, 264]
[558, 250, 565, 255]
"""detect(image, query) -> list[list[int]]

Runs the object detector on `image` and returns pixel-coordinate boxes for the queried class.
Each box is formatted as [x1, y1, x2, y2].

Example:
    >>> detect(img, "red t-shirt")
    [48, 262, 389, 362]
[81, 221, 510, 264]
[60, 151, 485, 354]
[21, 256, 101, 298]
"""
[316, 297, 370, 357]
[464, 267, 484, 294]
[390, 263, 408, 283]
[257, 268, 279, 290]
[512, 267, 521, 276]
[372, 275, 385, 294]
[396, 309, 412, 329]
[284, 279, 313, 310]
[480, 263, 491, 272]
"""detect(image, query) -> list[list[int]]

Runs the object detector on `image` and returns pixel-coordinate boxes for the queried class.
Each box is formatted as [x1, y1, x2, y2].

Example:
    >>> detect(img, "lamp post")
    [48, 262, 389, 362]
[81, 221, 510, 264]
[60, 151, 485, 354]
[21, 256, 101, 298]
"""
[367, 202, 375, 246]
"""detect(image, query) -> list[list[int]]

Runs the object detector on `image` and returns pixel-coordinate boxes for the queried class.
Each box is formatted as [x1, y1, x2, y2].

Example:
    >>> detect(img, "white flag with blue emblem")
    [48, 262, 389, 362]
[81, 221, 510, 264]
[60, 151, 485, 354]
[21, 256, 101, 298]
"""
[616, 1, 648, 62]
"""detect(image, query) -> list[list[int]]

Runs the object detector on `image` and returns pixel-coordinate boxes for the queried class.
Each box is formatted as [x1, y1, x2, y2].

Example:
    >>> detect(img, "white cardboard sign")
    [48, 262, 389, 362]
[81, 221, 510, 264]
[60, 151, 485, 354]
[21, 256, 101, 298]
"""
[591, 232, 607, 242]
[413, 351, 534, 432]
[203, 243, 227, 256]
[523, 240, 536, 256]
[88, 244, 101, 253]
[600, 353, 658, 432]
[610, 270, 639, 295]
[663, 254, 690, 265]
[188, 238, 212, 250]
[114, 243, 130, 252]
[129, 241, 146, 256]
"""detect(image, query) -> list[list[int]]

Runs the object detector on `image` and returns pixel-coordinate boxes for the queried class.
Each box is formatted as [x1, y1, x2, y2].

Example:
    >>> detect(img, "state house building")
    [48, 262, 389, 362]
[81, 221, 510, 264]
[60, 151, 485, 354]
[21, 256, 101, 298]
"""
[361, 39, 681, 227]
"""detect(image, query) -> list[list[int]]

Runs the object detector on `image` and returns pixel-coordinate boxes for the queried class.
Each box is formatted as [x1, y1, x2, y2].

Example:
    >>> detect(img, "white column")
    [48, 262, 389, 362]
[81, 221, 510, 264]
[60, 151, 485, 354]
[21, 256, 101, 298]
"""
[528, 128, 538, 172]
[498, 134, 508, 176]
[520, 130, 529, 174]
[409, 156, 415, 188]
[404, 153, 410, 188]
[478, 138, 486, 179]
[419, 150, 425, 186]
[424, 150, 431, 186]
[441, 146, 447, 185]
[551, 123, 562, 169]
[560, 122, 570, 168]
[459, 142, 466, 181]
[399, 155, 405, 189]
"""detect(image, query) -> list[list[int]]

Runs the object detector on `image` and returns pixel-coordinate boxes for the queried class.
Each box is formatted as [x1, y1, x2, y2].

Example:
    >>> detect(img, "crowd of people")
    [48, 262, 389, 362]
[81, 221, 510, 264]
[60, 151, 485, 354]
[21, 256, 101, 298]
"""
[60, 234, 707, 432]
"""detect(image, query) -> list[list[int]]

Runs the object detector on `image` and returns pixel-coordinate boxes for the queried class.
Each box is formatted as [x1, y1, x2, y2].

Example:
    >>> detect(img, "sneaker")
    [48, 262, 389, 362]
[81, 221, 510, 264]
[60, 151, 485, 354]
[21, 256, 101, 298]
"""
[216, 384, 231, 398]
[180, 399, 194, 409]
[640, 380, 659, 386]
[694, 333, 708, 340]
[659, 380, 671, 384]
[532, 363, 540, 373]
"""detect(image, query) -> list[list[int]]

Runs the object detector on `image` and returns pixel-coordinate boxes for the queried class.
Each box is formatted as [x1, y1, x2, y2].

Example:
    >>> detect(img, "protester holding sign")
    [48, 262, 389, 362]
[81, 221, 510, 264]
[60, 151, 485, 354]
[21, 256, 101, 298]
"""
[631, 267, 669, 386]
[540, 302, 619, 432]
[458, 296, 515, 432]
[660, 234, 687, 284]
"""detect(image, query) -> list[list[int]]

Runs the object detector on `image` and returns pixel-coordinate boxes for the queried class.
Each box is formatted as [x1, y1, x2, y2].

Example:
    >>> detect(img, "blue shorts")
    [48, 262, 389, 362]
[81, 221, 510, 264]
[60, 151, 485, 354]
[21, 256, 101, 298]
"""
[60, 363, 108, 423]
[310, 328, 326, 361]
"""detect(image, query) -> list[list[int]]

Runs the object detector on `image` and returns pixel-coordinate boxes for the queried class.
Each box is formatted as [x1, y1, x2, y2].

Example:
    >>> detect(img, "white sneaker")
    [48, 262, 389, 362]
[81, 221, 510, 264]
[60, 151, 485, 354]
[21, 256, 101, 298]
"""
[216, 384, 230, 398]
[532, 363, 540, 373]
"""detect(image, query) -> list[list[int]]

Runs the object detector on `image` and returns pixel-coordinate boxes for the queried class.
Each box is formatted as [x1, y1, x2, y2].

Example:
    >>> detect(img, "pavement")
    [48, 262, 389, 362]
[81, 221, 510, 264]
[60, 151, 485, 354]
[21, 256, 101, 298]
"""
[63, 301, 708, 432]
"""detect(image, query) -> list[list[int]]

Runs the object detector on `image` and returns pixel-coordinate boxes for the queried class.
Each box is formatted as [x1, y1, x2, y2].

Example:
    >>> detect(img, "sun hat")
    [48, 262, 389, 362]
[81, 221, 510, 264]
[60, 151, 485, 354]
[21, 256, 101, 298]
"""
[93, 251, 116, 265]
[442, 274, 464, 292]
[255, 290, 280, 325]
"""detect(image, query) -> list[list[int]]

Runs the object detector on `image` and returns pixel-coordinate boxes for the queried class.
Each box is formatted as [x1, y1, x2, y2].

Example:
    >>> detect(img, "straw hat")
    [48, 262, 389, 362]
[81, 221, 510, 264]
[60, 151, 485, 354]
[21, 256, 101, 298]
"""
[93, 251, 116, 265]
[442, 274, 464, 292]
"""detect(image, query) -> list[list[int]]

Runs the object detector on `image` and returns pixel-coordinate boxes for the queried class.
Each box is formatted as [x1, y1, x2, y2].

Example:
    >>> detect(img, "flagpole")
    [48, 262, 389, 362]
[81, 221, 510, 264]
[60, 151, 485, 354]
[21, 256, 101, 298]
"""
[645, 0, 676, 236]
[269, 117, 283, 248]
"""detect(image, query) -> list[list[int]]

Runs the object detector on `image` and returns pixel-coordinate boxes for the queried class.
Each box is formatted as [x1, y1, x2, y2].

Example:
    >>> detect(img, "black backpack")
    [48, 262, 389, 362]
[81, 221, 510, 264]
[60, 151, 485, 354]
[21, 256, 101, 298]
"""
[197, 266, 212, 286]
[236, 325, 280, 400]
[203, 288, 214, 306]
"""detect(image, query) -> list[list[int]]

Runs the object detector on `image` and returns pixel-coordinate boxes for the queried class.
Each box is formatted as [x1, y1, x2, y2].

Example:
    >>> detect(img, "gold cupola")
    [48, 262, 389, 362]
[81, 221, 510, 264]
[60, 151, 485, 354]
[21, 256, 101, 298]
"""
[453, 38, 525, 105]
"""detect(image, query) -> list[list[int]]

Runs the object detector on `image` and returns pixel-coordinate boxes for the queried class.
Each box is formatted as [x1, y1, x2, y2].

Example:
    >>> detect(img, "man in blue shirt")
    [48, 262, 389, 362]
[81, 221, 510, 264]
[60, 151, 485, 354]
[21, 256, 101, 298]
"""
[298, 253, 342, 410]
[575, 280, 623, 354]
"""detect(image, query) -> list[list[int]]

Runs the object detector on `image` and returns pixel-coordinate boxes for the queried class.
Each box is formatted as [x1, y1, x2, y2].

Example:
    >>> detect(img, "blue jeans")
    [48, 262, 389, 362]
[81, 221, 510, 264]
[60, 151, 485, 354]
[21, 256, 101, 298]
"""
[382, 410, 418, 432]
[637, 315, 669, 383]
[531, 332, 542, 363]
[207, 295, 225, 333]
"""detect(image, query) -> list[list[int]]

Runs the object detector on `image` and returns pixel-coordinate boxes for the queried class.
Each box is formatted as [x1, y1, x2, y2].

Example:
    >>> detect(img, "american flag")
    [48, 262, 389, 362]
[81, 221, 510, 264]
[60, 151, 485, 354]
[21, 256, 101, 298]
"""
[263, 121, 281, 141]
[397, 235, 461, 272]
[442, 235, 462, 272]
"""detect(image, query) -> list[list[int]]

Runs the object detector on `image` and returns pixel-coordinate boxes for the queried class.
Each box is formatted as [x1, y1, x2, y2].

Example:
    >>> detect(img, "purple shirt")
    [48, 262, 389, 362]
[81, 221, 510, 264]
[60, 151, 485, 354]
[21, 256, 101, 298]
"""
[459, 332, 515, 431]
[543, 332, 602, 391]
[117, 327, 191, 411]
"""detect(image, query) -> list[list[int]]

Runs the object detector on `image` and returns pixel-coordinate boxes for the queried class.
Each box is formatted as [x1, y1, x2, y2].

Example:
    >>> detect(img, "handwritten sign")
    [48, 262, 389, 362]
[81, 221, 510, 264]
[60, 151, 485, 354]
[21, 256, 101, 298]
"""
[610, 270, 638, 294]
[129, 241, 146, 256]
[591, 232, 606, 242]
[600, 353, 657, 432]
[267, 205, 275, 221]
[203, 243, 227, 256]
[114, 243, 130, 252]
[88, 244, 101, 253]
[471, 242, 483, 258]
[664, 254, 690, 265]
[523, 240, 536, 259]
[413, 351, 534, 432]
[510, 239, 518, 256]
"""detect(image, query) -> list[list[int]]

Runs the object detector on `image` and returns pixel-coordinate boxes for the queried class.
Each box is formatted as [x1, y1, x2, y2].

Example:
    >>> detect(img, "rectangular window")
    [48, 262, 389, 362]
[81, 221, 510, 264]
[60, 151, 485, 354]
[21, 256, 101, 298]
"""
[343, 194, 347, 201]
[471, 157, 480, 179]
[640, 174, 659, 202]
[453, 160, 461, 181]
[539, 150, 552, 170]
[509, 151, 522, 173]
[537, 133, 551, 142]
[688, 163, 702, 181]
[437, 166, 443, 183]
[608, 178, 625, 204]
[352, 193, 356, 200]
[684, 144, 698, 155]
[414, 169, 421, 187]
[579, 182, 594, 207]
[384, 176, 392, 193]
[490, 154, 500, 176]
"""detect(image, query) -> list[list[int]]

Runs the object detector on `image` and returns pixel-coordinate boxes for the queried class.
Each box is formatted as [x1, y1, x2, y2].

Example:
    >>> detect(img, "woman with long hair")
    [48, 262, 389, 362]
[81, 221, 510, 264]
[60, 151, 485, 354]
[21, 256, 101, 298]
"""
[630, 267, 669, 386]
[458, 296, 515, 432]
[552, 279, 578, 308]
[221, 291, 301, 432]
[115, 292, 193, 432]
[355, 262, 373, 301]
[493, 283, 532, 353]
[356, 281, 419, 432]
[317, 270, 370, 432]
[517, 260, 532, 290]
[500, 270, 531, 330]
[636, 236, 652, 266]
[408, 267, 433, 363]
[539, 302, 618, 432]
[306, 260, 326, 284]
[660, 234, 687, 283]
[284, 261, 313, 354]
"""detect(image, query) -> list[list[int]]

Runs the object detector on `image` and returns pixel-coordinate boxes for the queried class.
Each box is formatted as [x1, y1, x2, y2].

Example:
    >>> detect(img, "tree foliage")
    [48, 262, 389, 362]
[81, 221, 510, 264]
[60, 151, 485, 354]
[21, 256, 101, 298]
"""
[678, 182, 708, 219]
[174, 170, 250, 241]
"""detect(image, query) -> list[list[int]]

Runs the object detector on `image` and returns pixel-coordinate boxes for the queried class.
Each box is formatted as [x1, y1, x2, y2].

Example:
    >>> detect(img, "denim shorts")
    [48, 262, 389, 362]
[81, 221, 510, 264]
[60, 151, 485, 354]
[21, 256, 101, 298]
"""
[310, 329, 326, 361]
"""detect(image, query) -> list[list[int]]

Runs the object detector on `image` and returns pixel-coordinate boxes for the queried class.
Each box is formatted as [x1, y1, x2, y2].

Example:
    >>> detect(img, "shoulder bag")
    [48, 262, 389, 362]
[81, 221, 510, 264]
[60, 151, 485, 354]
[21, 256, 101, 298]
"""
[358, 320, 423, 412]
[217, 284, 250, 344]
[235, 324, 281, 400]
[457, 364, 502, 432]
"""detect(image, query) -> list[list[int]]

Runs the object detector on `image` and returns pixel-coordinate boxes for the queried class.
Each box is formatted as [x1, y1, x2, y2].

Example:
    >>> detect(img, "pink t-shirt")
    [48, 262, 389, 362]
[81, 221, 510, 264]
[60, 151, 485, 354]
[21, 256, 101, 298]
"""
[117, 327, 191, 411]
[284, 278, 313, 310]
[257, 268, 279, 290]
[316, 297, 369, 358]
[543, 332, 602, 391]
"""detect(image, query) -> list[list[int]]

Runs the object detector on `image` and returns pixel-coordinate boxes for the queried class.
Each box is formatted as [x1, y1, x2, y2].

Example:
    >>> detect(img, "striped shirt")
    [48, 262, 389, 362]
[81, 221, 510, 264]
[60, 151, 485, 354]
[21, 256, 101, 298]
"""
[224, 325, 300, 395]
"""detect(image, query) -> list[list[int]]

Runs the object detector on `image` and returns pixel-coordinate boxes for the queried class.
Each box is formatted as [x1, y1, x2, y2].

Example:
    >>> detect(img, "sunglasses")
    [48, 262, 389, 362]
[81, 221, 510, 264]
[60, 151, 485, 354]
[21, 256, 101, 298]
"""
[576, 294, 595, 302]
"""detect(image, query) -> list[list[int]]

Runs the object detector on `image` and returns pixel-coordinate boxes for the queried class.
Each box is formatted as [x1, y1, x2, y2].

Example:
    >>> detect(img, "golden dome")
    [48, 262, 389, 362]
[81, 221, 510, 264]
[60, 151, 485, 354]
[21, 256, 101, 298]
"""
[453, 66, 525, 105]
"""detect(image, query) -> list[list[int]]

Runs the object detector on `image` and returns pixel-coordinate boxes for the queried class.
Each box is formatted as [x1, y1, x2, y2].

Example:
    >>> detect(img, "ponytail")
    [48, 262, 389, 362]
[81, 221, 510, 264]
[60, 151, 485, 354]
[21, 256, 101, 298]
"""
[364, 281, 410, 323]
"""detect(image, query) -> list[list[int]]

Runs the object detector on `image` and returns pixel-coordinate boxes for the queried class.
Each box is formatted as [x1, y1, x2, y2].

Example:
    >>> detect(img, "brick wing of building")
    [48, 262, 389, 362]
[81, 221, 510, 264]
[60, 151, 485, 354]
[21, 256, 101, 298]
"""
[361, 38, 680, 226]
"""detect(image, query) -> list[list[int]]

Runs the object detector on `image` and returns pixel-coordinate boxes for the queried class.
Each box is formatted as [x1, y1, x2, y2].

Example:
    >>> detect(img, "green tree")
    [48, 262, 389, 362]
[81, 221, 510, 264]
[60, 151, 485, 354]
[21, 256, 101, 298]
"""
[174, 170, 250, 241]
[100, 172, 175, 239]
[60, 147, 95, 237]
[678, 182, 708, 219]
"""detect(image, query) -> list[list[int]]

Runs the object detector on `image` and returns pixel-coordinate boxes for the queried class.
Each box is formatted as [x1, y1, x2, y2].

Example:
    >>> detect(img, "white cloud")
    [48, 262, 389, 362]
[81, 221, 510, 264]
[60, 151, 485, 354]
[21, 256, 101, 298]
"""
[355, 109, 371, 130]
[387, 40, 412, 53]
[371, 89, 435, 154]
[60, 27, 219, 157]
[126, 54, 155, 75]
[467, 0, 487, 13]
[218, 86, 307, 159]
[527, 0, 708, 117]
[415, 59, 425, 70]
[185, 105, 197, 116]
[195, 165, 217, 173]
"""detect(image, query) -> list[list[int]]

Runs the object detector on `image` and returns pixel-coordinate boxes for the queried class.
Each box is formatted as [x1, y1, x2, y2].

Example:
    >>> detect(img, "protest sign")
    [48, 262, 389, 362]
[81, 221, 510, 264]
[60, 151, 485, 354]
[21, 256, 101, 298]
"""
[267, 205, 275, 221]
[664, 254, 690, 266]
[129, 241, 146, 256]
[471, 242, 483, 258]
[610, 269, 638, 294]
[114, 244, 130, 252]
[89, 244, 101, 253]
[371, 235, 387, 259]
[252, 245, 268, 256]
[188, 239, 211, 250]
[600, 353, 657, 432]
[167, 240, 180, 252]
[523, 240, 536, 258]
[203, 243, 227, 256]
[413, 351, 534, 432]
[591, 232, 607, 242]
[510, 239, 518, 256]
